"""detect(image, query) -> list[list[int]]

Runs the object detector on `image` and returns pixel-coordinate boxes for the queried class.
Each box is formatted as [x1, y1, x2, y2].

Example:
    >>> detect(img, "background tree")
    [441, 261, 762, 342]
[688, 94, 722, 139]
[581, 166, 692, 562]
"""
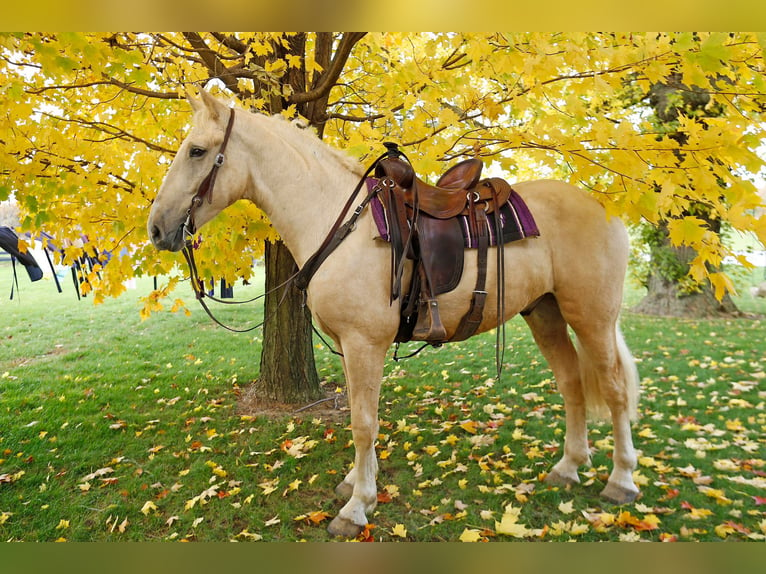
[633, 73, 740, 316]
[1, 32, 765, 400]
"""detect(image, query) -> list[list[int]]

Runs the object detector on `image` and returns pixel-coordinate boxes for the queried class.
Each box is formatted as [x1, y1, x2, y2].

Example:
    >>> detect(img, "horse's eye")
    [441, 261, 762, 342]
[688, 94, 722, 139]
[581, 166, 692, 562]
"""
[189, 146, 206, 158]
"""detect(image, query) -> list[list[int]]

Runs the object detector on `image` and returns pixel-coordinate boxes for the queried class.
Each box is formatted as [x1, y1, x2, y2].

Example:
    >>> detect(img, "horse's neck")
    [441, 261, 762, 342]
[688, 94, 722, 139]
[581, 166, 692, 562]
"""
[240, 115, 361, 266]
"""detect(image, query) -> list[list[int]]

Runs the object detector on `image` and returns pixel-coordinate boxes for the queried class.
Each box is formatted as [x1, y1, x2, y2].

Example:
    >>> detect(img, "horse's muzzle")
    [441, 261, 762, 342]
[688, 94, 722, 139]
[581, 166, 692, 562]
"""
[150, 222, 186, 252]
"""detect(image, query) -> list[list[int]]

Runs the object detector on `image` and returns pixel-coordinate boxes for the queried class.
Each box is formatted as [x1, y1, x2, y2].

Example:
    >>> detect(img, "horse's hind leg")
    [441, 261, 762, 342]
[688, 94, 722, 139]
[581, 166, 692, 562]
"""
[523, 295, 590, 487]
[571, 319, 640, 504]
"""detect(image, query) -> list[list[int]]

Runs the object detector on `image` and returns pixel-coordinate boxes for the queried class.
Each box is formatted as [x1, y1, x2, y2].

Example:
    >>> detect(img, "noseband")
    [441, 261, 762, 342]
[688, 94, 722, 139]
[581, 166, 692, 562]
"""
[182, 107, 236, 240]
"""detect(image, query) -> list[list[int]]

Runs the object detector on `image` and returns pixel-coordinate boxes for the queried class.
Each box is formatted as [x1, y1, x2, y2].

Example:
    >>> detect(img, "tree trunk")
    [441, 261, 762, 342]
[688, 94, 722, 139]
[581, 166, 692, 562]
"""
[632, 270, 739, 317]
[632, 228, 740, 318]
[257, 240, 322, 403]
[634, 77, 741, 318]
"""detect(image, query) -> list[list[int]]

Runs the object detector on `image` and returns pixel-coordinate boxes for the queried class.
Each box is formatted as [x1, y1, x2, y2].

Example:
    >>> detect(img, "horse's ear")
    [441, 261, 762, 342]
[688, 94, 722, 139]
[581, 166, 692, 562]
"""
[198, 89, 224, 121]
[186, 89, 201, 110]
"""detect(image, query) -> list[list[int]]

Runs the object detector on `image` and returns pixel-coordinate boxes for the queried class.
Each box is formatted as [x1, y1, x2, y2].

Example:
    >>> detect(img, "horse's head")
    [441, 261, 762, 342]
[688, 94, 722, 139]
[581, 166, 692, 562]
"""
[148, 90, 247, 252]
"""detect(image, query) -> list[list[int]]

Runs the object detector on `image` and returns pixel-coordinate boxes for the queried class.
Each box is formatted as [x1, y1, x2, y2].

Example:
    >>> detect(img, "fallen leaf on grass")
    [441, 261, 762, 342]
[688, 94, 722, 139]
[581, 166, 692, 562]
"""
[558, 500, 575, 514]
[459, 528, 483, 542]
[140, 500, 158, 515]
[391, 523, 408, 538]
[494, 504, 543, 538]
[356, 524, 376, 542]
[681, 501, 714, 520]
[616, 511, 661, 531]
[459, 421, 478, 434]
[236, 529, 263, 541]
[698, 486, 733, 505]
[80, 467, 113, 482]
[294, 511, 332, 525]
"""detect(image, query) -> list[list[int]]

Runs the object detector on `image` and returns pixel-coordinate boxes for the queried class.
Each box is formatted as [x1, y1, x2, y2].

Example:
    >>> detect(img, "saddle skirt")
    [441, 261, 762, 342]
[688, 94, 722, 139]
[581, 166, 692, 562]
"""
[370, 183, 539, 250]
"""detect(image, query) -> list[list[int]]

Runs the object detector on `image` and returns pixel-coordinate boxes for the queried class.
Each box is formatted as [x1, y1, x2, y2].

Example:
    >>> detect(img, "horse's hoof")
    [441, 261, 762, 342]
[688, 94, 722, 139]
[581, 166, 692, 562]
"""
[334, 481, 353, 500]
[600, 482, 639, 505]
[544, 469, 579, 487]
[327, 516, 365, 539]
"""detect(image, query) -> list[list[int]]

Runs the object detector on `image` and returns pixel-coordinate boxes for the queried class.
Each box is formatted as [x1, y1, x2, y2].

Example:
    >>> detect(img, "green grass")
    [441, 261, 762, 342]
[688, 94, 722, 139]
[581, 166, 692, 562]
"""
[0, 262, 764, 542]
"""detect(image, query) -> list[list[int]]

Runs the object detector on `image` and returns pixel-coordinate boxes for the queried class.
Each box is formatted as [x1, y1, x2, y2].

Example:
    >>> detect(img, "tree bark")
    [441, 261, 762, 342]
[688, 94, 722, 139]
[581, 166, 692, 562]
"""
[633, 230, 740, 318]
[257, 240, 322, 403]
[633, 269, 740, 317]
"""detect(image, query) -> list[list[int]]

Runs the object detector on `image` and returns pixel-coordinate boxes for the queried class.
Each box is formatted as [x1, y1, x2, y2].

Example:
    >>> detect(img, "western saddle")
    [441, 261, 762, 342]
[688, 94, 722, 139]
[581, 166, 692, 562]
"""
[374, 145, 511, 344]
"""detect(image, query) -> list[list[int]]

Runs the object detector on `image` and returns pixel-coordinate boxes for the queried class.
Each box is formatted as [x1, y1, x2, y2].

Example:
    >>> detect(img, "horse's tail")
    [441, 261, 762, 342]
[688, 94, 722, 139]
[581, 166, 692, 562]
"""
[577, 325, 640, 422]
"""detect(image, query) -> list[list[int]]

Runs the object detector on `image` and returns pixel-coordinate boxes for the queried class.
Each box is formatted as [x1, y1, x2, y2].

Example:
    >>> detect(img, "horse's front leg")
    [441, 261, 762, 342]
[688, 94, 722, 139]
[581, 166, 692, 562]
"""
[327, 340, 386, 538]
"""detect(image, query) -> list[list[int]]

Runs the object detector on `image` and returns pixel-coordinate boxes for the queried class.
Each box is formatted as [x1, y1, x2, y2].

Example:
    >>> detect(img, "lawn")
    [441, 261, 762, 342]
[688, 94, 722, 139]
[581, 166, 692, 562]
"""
[0, 261, 764, 542]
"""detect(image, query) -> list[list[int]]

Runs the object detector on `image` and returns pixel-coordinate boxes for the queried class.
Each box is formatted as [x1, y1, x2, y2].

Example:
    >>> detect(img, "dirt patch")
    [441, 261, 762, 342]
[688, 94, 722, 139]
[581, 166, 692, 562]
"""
[4, 343, 69, 369]
[237, 380, 349, 424]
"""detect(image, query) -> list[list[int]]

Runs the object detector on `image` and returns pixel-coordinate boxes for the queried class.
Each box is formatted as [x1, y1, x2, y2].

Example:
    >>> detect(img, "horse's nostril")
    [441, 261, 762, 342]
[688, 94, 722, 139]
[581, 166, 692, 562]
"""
[151, 225, 162, 242]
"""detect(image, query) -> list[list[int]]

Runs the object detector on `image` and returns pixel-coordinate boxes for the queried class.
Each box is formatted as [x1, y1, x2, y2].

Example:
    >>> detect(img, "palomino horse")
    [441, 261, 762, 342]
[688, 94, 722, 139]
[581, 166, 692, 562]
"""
[148, 91, 640, 538]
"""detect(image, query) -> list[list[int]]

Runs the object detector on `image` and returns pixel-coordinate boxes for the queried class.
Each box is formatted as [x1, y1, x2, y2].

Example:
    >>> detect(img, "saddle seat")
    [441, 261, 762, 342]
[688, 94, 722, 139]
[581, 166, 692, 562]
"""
[378, 157, 511, 219]
[375, 154, 514, 344]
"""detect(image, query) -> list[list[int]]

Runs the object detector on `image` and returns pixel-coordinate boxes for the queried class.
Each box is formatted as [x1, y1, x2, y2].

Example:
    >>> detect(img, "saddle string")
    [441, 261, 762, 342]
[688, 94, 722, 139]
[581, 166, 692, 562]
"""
[492, 184, 507, 379]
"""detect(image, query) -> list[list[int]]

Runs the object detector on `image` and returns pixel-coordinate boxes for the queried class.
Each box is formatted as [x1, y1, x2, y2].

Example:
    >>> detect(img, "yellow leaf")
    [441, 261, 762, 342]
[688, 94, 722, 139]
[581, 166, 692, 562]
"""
[459, 421, 478, 434]
[237, 529, 263, 541]
[283, 479, 302, 495]
[667, 217, 708, 247]
[391, 523, 408, 538]
[633, 470, 650, 486]
[558, 500, 576, 514]
[709, 272, 736, 301]
[699, 486, 733, 505]
[140, 501, 158, 515]
[570, 522, 590, 535]
[459, 528, 483, 542]
[495, 516, 531, 538]
[687, 507, 714, 520]
[56, 519, 70, 530]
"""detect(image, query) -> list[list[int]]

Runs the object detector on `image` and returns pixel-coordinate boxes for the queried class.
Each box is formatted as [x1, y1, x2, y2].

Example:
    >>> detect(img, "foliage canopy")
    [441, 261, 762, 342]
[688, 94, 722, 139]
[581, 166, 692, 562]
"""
[1, 32, 764, 310]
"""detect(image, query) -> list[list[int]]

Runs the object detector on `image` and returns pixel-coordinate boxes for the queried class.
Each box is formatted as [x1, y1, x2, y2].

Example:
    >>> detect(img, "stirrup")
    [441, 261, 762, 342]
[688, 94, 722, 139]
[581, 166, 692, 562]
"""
[412, 298, 447, 342]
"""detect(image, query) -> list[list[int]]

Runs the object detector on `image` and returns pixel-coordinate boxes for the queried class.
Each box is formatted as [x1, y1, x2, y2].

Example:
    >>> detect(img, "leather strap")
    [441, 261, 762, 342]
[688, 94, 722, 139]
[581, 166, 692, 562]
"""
[293, 147, 402, 292]
[184, 107, 236, 236]
[450, 198, 489, 342]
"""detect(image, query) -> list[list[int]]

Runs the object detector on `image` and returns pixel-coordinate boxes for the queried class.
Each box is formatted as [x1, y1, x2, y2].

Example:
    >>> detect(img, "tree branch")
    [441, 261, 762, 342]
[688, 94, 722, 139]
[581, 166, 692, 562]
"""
[289, 32, 366, 105]
[38, 111, 176, 155]
[182, 32, 239, 92]
[26, 78, 180, 100]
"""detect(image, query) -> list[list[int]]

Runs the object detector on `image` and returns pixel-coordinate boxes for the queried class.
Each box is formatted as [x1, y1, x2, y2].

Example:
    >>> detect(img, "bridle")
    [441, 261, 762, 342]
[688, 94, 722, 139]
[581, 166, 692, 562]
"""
[182, 107, 236, 241]
[180, 107, 273, 333]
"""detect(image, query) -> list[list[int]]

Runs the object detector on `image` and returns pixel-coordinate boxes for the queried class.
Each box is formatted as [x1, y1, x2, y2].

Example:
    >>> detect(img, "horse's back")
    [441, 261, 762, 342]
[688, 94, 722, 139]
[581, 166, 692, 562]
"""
[513, 179, 629, 261]
[511, 179, 630, 316]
